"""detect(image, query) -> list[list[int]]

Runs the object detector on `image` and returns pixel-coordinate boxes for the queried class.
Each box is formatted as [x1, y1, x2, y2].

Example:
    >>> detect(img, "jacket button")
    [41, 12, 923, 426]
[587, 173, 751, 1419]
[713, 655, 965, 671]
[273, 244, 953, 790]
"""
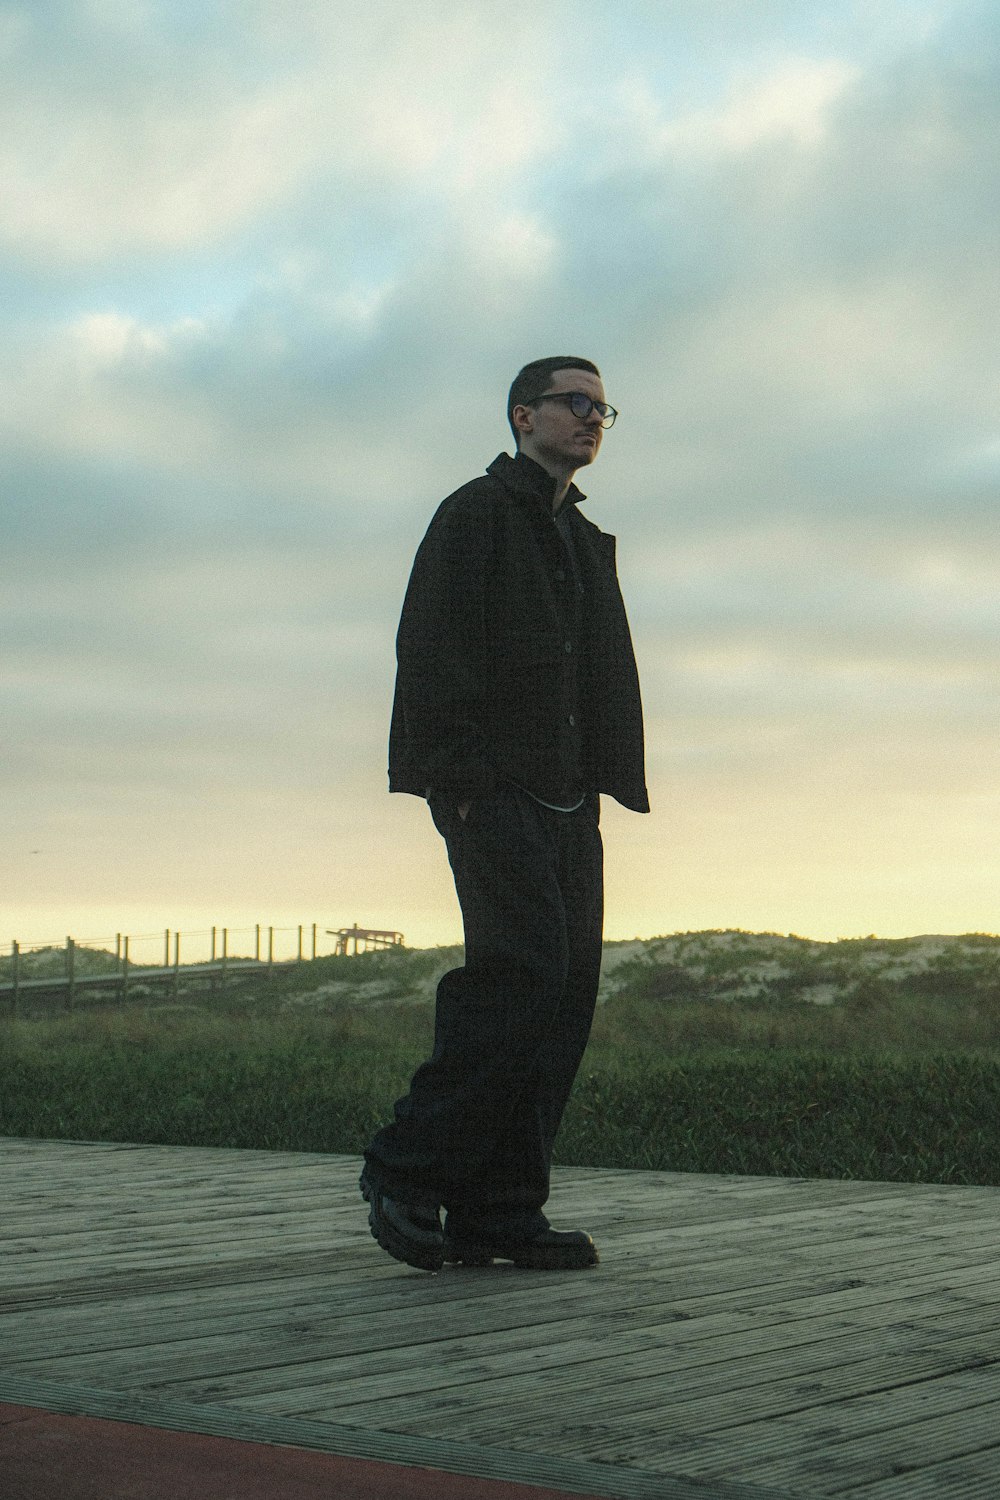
[564, 640, 573, 653]
[568, 714, 576, 727]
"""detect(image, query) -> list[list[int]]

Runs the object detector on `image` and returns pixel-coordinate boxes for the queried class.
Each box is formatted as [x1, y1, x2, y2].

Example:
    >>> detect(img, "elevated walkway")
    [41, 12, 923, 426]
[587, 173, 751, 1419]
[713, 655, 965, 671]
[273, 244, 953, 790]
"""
[2, 1139, 999, 1498]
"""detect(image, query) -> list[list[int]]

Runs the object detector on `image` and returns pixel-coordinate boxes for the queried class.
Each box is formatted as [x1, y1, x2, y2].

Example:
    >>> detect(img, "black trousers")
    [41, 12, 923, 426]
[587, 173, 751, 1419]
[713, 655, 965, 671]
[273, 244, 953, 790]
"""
[364, 784, 604, 1236]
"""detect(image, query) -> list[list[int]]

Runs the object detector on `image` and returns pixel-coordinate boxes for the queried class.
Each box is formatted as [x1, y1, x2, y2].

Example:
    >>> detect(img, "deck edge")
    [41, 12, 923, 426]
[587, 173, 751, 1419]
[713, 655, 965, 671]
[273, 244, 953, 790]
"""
[0, 1376, 802, 1500]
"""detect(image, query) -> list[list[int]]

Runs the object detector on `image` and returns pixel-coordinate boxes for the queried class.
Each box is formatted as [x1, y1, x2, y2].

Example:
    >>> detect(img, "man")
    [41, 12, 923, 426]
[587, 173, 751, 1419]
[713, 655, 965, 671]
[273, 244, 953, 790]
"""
[361, 356, 648, 1272]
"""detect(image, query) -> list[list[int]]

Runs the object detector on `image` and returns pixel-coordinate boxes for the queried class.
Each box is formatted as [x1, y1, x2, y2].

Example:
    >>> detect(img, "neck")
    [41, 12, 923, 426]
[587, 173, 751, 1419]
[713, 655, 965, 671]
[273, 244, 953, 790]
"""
[518, 445, 574, 513]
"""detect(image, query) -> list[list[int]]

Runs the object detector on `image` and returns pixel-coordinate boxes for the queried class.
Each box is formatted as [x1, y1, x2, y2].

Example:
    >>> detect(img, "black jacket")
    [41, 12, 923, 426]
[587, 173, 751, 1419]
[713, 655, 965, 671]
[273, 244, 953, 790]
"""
[388, 452, 649, 813]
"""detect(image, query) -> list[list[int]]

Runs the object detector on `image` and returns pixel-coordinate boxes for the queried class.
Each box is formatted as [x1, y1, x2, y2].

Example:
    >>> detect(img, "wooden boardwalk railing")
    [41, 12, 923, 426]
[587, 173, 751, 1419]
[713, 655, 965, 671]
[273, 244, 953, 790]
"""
[1, 922, 403, 1015]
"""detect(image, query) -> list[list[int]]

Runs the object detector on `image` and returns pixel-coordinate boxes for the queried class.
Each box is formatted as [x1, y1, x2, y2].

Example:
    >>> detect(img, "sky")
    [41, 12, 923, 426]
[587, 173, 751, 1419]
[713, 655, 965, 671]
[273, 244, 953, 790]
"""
[3, 0, 1000, 954]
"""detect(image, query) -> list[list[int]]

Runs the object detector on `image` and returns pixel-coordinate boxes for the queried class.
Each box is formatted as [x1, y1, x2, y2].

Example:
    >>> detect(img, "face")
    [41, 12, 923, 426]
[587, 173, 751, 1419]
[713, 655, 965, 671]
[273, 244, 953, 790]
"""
[513, 367, 608, 472]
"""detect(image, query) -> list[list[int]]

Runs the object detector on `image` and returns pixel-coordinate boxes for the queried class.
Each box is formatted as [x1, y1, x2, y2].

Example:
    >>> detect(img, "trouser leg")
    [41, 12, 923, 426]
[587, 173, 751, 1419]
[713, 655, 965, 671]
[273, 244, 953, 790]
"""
[445, 795, 604, 1235]
[364, 786, 603, 1226]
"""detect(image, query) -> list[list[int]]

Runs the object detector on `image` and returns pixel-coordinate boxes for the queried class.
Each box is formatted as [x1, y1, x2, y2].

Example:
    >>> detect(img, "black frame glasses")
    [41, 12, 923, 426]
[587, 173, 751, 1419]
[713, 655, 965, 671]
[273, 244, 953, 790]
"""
[529, 392, 618, 428]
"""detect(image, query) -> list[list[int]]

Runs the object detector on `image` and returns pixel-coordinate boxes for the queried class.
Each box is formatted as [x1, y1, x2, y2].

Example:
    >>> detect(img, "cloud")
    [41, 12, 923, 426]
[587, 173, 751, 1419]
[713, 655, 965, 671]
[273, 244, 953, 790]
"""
[0, 2, 563, 268]
[633, 56, 860, 157]
[3, 1, 1000, 941]
[0, 24, 311, 261]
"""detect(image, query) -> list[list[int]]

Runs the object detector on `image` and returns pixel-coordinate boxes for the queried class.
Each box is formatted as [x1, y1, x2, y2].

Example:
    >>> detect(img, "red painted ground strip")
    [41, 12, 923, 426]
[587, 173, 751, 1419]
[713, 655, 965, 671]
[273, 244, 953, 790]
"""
[0, 1403, 604, 1500]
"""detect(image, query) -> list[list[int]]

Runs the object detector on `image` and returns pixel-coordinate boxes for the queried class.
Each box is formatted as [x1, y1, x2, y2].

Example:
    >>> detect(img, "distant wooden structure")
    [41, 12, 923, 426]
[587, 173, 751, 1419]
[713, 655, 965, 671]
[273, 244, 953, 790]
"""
[0, 924, 324, 1015]
[329, 923, 405, 956]
[0, 922, 408, 1014]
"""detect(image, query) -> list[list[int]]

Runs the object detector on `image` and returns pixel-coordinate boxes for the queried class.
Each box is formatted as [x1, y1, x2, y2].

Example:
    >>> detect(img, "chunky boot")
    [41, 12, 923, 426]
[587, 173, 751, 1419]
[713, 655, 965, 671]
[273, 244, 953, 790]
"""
[444, 1226, 598, 1270]
[359, 1169, 444, 1272]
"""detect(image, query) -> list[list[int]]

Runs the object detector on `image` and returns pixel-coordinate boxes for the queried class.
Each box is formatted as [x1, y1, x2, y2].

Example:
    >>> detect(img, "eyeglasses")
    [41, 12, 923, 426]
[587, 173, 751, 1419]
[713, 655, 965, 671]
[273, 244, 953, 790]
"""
[529, 392, 618, 428]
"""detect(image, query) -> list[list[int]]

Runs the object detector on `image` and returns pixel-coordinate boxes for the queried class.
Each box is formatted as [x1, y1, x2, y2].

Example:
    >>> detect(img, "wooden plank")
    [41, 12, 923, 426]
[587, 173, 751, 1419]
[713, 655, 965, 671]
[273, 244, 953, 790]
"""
[184, 1311, 1000, 1427]
[0, 959, 272, 996]
[441, 1312, 1000, 1450]
[673, 1383, 1000, 1494]
[9, 1180, 972, 1240]
[11, 1247, 1000, 1407]
[838, 1453, 998, 1499]
[12, 1205, 996, 1285]
[9, 1227, 996, 1362]
[4, 1155, 993, 1259]
[8, 1220, 999, 1327]
[244, 1286, 1000, 1432]
[4, 1138, 1000, 1499]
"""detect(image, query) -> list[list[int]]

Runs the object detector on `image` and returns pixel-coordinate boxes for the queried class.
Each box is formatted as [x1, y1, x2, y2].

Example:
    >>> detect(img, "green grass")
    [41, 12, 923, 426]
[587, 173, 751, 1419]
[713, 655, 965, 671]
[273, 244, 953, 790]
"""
[0, 1006, 424, 1153]
[593, 979, 1000, 1056]
[560, 1055, 1000, 1183]
[2, 943, 999, 1186]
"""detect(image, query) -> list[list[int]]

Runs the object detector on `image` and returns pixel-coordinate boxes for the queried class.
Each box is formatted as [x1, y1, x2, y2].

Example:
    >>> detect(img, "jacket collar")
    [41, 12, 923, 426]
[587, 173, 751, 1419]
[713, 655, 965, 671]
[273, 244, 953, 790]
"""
[486, 451, 587, 512]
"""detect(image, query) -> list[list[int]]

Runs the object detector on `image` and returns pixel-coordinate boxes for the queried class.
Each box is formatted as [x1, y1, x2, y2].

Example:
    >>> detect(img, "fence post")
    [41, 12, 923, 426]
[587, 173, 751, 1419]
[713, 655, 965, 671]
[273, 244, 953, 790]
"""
[267, 927, 274, 977]
[122, 935, 130, 1003]
[297, 925, 303, 962]
[312, 923, 317, 960]
[164, 929, 170, 967]
[115, 932, 121, 961]
[221, 928, 228, 990]
[255, 924, 261, 963]
[66, 937, 75, 1012]
[11, 940, 19, 1017]
[173, 930, 180, 1000]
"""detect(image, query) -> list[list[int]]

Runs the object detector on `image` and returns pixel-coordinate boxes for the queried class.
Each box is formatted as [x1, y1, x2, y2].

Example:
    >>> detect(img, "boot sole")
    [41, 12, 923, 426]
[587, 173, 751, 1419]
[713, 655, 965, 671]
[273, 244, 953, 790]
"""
[360, 1174, 444, 1273]
[445, 1242, 599, 1270]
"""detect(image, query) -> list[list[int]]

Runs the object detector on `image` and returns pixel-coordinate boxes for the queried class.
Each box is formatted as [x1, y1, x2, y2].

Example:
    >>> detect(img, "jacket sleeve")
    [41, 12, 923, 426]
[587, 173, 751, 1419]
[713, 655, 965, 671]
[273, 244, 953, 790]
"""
[393, 489, 498, 796]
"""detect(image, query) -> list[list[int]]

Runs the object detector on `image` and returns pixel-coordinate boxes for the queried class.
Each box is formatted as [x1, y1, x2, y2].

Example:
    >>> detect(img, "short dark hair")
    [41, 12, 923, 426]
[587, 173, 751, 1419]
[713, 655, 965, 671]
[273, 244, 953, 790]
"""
[507, 356, 601, 446]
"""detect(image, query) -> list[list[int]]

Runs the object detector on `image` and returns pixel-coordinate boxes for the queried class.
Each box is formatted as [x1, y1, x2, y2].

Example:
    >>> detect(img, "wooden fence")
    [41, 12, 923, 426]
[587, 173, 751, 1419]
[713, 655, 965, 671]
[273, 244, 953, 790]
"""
[1, 922, 403, 1016]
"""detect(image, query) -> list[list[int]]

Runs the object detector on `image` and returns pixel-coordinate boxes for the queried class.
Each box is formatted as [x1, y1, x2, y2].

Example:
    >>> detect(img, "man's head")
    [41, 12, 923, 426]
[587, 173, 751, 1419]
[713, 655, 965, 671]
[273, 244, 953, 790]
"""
[507, 356, 613, 477]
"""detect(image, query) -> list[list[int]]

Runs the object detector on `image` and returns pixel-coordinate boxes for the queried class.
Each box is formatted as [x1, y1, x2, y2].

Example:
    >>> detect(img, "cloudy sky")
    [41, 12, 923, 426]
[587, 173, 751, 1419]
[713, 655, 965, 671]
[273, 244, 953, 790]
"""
[4, 0, 999, 953]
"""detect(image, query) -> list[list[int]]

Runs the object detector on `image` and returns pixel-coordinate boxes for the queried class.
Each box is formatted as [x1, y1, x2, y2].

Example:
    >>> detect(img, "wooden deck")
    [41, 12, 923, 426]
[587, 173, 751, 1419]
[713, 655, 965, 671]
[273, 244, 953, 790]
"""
[2, 1139, 999, 1500]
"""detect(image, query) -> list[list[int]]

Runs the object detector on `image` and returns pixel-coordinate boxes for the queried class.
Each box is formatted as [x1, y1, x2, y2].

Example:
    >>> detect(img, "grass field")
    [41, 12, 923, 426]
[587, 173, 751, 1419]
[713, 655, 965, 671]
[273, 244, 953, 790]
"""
[2, 933, 999, 1185]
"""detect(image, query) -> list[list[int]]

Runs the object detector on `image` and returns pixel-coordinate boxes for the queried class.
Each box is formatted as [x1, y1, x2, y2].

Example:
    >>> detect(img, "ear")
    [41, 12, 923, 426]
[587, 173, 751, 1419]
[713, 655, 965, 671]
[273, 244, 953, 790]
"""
[511, 403, 533, 437]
